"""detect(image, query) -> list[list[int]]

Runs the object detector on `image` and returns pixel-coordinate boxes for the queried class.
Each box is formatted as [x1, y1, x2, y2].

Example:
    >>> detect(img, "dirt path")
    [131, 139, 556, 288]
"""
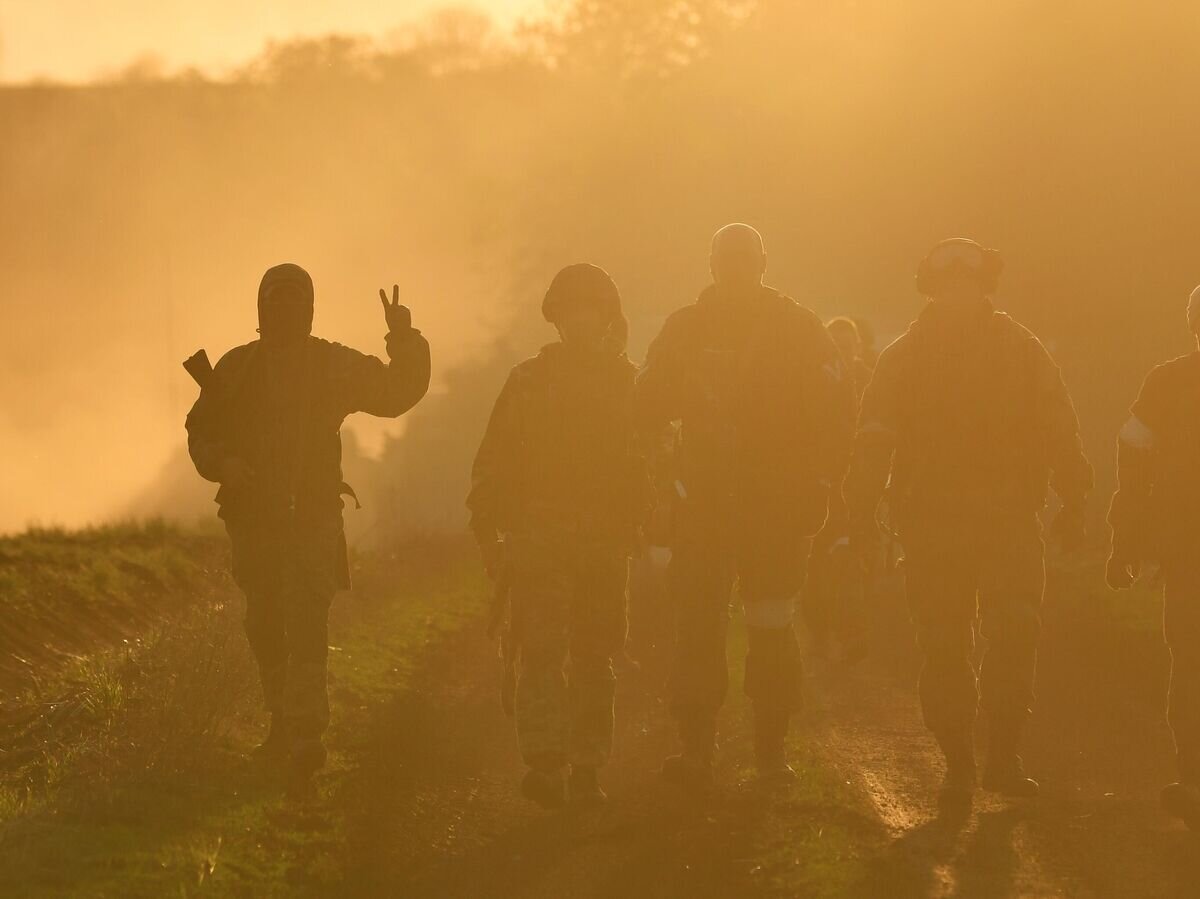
[329, 559, 1200, 899]
[812, 562, 1200, 899]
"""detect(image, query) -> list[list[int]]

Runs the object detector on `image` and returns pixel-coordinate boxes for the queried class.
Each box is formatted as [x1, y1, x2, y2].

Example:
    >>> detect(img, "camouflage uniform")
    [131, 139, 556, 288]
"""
[846, 301, 1092, 750]
[1109, 351, 1200, 785]
[186, 267, 430, 764]
[636, 284, 856, 757]
[468, 342, 647, 773]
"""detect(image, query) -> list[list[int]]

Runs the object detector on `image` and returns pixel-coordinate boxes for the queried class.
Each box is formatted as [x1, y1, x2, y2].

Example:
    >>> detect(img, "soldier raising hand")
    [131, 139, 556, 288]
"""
[185, 264, 431, 796]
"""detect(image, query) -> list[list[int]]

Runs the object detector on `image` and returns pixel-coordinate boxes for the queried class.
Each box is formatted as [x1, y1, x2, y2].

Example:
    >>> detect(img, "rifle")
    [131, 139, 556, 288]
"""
[183, 349, 214, 388]
[486, 561, 518, 718]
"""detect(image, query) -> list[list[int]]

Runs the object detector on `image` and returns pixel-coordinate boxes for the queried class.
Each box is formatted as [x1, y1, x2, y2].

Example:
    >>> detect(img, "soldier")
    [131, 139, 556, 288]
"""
[845, 238, 1093, 804]
[636, 224, 856, 786]
[1107, 286, 1200, 829]
[805, 317, 875, 661]
[186, 263, 430, 794]
[468, 264, 649, 809]
[826, 317, 875, 400]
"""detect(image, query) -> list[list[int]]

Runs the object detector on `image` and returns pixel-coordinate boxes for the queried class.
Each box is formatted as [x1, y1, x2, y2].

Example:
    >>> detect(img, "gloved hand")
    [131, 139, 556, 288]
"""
[1105, 551, 1142, 591]
[1049, 505, 1087, 553]
[379, 284, 413, 333]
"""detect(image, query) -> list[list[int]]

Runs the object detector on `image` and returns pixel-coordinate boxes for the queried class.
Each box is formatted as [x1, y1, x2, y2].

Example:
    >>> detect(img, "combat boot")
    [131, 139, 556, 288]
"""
[1162, 783, 1200, 829]
[251, 713, 290, 762]
[521, 767, 568, 809]
[982, 715, 1039, 798]
[568, 766, 608, 805]
[935, 730, 977, 807]
[754, 707, 796, 783]
[661, 715, 716, 792]
[284, 738, 327, 801]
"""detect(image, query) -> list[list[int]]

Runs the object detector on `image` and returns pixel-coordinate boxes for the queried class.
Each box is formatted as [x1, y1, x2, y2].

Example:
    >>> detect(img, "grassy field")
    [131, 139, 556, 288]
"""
[3, 525, 1162, 897]
[0, 526, 487, 898]
[0, 523, 894, 897]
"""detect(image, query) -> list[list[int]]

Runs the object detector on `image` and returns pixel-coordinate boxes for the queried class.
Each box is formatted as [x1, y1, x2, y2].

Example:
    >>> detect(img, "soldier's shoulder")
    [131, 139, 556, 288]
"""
[661, 302, 704, 331]
[213, 341, 258, 373]
[309, 336, 364, 359]
[506, 352, 550, 387]
[991, 311, 1045, 348]
[772, 292, 823, 327]
[1144, 352, 1200, 390]
[875, 329, 915, 368]
[645, 303, 704, 353]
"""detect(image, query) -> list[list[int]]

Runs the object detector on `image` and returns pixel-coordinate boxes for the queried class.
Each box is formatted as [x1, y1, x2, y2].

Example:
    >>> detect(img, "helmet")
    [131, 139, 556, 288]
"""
[542, 263, 622, 325]
[916, 238, 1004, 297]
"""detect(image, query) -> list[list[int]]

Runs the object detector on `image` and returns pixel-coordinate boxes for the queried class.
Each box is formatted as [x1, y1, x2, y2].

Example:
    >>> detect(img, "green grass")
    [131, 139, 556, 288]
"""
[708, 612, 888, 899]
[0, 521, 228, 700]
[0, 525, 888, 897]
[0, 533, 486, 898]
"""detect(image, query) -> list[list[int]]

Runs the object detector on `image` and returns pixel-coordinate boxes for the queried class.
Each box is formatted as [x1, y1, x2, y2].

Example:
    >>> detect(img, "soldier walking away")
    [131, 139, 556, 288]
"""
[636, 224, 857, 788]
[1107, 286, 1200, 830]
[804, 317, 875, 661]
[845, 239, 1093, 807]
[185, 264, 431, 796]
[468, 264, 650, 809]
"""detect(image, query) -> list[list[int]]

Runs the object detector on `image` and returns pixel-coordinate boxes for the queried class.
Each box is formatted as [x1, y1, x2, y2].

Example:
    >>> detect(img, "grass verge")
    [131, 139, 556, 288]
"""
[0, 531, 485, 898]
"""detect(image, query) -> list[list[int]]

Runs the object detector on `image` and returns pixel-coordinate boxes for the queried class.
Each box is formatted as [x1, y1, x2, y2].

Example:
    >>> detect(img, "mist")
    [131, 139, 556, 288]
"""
[3, 0, 1200, 536]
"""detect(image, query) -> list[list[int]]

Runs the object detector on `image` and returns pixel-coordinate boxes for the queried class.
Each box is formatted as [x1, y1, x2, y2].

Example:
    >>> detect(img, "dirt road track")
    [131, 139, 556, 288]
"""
[331, 564, 1200, 899]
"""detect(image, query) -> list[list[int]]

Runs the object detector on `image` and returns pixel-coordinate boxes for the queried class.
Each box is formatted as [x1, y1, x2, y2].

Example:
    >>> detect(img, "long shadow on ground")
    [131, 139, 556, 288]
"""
[334, 614, 884, 899]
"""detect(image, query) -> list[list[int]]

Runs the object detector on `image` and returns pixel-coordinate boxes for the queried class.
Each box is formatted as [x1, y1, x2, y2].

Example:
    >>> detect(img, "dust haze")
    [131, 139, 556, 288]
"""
[2, 0, 1199, 535]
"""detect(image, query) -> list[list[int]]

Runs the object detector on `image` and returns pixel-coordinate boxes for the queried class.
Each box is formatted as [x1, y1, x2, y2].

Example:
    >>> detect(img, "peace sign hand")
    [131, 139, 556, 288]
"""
[379, 284, 413, 333]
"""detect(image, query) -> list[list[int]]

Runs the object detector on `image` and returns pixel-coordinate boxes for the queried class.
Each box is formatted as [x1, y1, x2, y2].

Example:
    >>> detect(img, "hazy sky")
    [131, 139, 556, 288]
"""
[0, 1, 541, 83]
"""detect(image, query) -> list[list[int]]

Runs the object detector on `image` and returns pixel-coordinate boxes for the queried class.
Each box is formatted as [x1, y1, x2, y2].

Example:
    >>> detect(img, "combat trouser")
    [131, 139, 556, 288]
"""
[507, 533, 629, 772]
[901, 514, 1045, 743]
[1162, 561, 1200, 784]
[668, 509, 806, 750]
[226, 516, 344, 748]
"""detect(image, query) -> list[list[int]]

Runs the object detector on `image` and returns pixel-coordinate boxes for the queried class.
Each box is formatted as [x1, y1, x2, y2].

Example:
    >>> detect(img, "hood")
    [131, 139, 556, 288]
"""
[258, 263, 314, 340]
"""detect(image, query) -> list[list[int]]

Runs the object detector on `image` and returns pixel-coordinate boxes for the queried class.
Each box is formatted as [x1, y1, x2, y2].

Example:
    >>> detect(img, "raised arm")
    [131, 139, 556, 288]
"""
[336, 285, 431, 418]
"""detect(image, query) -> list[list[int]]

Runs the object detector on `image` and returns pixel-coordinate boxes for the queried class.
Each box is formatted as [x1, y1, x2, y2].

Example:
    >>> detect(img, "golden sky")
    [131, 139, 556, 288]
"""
[0, 0, 540, 83]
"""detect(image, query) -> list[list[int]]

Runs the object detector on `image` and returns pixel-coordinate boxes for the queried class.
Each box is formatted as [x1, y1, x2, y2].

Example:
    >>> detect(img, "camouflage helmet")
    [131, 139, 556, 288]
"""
[542, 263, 621, 323]
[916, 238, 1004, 297]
